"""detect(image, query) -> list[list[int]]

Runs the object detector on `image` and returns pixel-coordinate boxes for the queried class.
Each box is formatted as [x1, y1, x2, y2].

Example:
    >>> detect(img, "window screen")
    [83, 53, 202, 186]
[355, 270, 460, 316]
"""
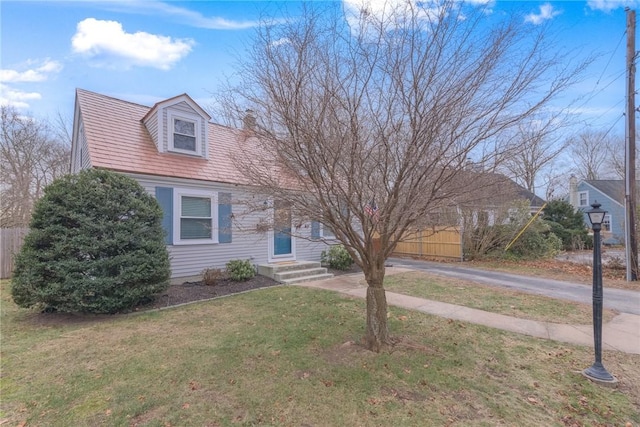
[180, 196, 212, 239]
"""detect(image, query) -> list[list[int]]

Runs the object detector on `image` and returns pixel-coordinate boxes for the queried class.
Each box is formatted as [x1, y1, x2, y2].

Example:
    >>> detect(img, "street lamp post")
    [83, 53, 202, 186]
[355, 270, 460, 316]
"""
[582, 201, 617, 385]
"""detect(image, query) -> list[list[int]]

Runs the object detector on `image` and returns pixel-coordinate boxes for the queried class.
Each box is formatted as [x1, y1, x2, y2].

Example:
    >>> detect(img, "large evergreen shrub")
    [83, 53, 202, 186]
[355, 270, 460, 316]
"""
[11, 169, 170, 313]
[543, 200, 591, 250]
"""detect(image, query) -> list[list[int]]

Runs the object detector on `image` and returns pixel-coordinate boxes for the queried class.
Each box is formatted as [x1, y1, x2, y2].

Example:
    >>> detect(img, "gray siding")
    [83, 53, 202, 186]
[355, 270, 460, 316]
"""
[142, 110, 160, 151]
[160, 109, 168, 152]
[71, 120, 91, 173]
[128, 173, 330, 278]
[295, 234, 331, 262]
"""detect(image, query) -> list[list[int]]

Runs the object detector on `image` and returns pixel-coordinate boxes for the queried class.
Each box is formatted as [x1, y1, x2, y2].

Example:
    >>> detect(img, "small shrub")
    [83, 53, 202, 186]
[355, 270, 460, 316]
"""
[321, 245, 353, 270]
[202, 268, 225, 286]
[507, 223, 562, 259]
[546, 220, 591, 251]
[226, 259, 255, 281]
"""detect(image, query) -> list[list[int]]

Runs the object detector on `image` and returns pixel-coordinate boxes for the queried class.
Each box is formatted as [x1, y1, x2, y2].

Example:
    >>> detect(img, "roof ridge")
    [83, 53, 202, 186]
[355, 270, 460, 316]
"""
[76, 88, 152, 110]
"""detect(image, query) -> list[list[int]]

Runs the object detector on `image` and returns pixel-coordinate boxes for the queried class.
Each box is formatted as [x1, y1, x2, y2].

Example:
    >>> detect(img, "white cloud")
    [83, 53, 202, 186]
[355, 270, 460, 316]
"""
[524, 3, 561, 25]
[92, 1, 264, 30]
[342, 0, 494, 33]
[71, 18, 194, 70]
[587, 0, 639, 12]
[271, 37, 291, 48]
[343, 0, 415, 21]
[143, 2, 263, 29]
[0, 83, 42, 110]
[0, 59, 63, 83]
[342, 0, 444, 35]
[0, 59, 61, 110]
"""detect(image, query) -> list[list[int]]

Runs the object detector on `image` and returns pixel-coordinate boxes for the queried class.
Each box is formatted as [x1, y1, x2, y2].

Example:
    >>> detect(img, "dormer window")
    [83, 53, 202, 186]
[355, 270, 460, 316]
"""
[174, 118, 196, 151]
[142, 94, 210, 157]
[168, 111, 201, 155]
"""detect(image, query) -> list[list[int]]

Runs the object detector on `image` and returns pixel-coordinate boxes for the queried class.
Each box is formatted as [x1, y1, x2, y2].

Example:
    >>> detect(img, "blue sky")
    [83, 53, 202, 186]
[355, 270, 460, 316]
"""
[0, 0, 637, 140]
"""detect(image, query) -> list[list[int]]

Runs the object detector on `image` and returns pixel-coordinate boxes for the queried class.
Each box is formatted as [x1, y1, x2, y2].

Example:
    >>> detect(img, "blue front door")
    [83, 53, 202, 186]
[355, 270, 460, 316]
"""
[274, 200, 292, 256]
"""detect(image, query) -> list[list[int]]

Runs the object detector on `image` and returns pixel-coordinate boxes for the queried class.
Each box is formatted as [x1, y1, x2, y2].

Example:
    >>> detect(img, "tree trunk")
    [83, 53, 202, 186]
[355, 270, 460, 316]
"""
[364, 265, 389, 352]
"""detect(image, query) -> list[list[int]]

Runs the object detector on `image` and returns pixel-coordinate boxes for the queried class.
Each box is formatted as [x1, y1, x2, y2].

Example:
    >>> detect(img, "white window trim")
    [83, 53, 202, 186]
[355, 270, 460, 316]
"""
[578, 191, 589, 207]
[487, 211, 496, 226]
[173, 188, 218, 245]
[321, 223, 336, 240]
[603, 214, 612, 232]
[168, 111, 201, 156]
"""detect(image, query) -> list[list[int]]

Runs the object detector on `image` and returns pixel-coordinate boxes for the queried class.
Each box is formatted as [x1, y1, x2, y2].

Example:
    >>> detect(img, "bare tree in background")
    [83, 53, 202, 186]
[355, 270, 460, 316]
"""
[500, 115, 571, 196]
[1, 106, 71, 227]
[217, 1, 589, 351]
[53, 111, 73, 146]
[568, 130, 616, 180]
[540, 168, 572, 200]
[605, 133, 636, 180]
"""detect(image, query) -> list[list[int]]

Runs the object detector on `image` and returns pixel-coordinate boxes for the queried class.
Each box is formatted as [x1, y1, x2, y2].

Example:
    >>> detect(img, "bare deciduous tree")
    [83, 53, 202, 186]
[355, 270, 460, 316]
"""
[499, 116, 571, 195]
[605, 133, 637, 180]
[217, 1, 589, 351]
[1, 106, 71, 227]
[568, 129, 617, 180]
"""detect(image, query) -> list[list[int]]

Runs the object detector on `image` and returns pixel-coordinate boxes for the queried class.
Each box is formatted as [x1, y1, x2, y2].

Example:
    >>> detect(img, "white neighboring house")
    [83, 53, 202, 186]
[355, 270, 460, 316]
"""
[70, 89, 335, 280]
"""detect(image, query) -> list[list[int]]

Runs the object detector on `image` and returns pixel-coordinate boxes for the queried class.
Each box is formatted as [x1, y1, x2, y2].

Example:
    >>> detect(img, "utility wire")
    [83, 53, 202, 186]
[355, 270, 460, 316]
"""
[596, 30, 626, 86]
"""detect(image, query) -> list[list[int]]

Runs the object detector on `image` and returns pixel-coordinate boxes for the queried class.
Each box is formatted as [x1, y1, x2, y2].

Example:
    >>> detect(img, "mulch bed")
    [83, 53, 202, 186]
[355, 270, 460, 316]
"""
[136, 264, 363, 312]
[138, 275, 282, 311]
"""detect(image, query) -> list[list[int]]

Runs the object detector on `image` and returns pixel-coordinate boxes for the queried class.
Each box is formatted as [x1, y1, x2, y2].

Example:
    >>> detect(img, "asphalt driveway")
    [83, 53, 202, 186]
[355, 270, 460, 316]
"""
[388, 257, 640, 315]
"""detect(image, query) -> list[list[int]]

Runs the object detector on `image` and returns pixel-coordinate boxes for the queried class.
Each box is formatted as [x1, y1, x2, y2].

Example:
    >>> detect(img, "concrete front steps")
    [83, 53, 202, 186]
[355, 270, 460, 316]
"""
[257, 261, 334, 285]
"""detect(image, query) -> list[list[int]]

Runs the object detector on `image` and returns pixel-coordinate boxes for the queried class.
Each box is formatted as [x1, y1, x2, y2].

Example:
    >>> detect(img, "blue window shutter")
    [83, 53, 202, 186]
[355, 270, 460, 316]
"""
[311, 220, 320, 239]
[155, 187, 173, 245]
[218, 192, 232, 243]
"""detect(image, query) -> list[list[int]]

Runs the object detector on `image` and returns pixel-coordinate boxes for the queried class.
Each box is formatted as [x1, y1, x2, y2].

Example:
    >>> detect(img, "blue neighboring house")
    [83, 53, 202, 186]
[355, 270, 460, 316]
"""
[569, 176, 634, 245]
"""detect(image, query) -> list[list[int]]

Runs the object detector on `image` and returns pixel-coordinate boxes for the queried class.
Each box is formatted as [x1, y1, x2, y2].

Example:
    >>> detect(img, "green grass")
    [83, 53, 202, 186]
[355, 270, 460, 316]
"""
[2, 281, 639, 426]
[384, 271, 617, 324]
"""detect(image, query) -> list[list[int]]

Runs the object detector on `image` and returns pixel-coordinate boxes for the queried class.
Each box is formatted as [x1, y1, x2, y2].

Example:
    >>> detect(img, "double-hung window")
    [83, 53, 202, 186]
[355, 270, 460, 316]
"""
[578, 191, 588, 207]
[173, 190, 217, 244]
[322, 224, 336, 239]
[169, 112, 200, 155]
[311, 221, 337, 240]
[603, 214, 612, 232]
[174, 119, 196, 151]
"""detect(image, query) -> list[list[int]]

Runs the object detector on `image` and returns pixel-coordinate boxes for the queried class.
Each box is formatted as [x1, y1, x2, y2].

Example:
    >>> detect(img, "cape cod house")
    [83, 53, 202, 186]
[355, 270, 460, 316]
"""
[70, 89, 334, 281]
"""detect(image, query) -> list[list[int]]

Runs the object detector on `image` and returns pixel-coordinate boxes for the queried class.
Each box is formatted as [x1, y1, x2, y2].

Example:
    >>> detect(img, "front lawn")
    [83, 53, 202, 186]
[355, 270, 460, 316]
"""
[1, 281, 638, 426]
[384, 271, 617, 324]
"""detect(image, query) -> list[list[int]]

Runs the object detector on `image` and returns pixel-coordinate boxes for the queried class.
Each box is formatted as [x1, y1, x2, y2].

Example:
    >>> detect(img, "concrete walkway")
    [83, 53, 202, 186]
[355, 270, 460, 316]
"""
[388, 257, 640, 315]
[293, 268, 640, 355]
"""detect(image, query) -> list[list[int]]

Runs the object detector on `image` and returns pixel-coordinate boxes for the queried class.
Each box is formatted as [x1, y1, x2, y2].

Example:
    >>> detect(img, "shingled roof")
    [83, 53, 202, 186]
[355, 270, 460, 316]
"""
[584, 180, 627, 205]
[75, 88, 250, 185]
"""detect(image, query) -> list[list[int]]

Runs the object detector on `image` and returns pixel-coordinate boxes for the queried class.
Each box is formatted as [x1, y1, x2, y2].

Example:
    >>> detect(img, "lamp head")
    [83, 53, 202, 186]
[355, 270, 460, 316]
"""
[587, 201, 606, 228]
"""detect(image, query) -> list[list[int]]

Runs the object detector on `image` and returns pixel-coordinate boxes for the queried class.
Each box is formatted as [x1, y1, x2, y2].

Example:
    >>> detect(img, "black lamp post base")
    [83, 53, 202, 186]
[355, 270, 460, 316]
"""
[582, 363, 618, 386]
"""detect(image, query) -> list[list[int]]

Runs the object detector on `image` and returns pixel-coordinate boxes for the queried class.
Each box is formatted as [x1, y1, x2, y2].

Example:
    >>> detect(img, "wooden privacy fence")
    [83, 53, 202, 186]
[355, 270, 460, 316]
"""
[1, 228, 28, 279]
[392, 227, 462, 261]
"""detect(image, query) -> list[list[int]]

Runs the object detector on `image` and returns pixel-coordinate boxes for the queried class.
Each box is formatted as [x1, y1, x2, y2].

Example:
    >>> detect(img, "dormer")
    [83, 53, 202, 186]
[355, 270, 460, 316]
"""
[142, 94, 211, 158]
